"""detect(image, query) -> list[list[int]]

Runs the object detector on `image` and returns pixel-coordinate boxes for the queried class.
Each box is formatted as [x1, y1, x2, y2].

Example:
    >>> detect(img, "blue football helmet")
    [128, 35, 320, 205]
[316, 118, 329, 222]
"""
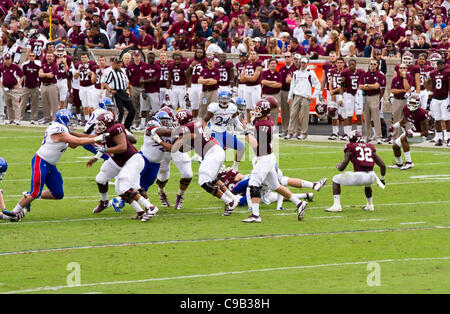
[154, 110, 172, 127]
[0, 157, 7, 180]
[236, 97, 246, 112]
[218, 91, 231, 108]
[111, 197, 125, 212]
[55, 109, 73, 130]
[99, 97, 112, 110]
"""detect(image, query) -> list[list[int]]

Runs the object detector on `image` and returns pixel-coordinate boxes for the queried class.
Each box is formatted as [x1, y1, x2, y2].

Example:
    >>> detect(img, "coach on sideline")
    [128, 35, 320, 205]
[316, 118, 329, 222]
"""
[103, 57, 135, 132]
[287, 57, 320, 140]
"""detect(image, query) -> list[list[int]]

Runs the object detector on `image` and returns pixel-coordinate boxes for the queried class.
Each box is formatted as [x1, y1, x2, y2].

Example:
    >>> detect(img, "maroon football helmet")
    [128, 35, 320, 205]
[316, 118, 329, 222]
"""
[315, 102, 327, 116]
[264, 95, 279, 109]
[254, 99, 271, 118]
[160, 105, 174, 119]
[327, 105, 337, 119]
[429, 52, 442, 69]
[95, 112, 115, 134]
[349, 130, 363, 143]
[175, 109, 193, 126]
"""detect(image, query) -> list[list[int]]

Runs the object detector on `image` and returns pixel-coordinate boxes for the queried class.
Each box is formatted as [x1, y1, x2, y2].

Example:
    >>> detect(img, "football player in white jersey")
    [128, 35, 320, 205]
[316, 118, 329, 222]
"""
[0, 157, 15, 221]
[5, 110, 106, 221]
[154, 105, 193, 210]
[203, 91, 245, 171]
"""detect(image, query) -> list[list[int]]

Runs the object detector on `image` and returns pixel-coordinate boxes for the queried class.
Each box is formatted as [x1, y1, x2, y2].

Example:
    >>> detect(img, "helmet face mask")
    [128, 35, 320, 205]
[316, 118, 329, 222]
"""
[349, 130, 362, 143]
[55, 43, 66, 57]
[98, 97, 112, 110]
[56, 109, 73, 131]
[95, 112, 115, 134]
[236, 98, 246, 112]
[175, 109, 193, 126]
[315, 103, 327, 116]
[155, 111, 172, 127]
[402, 52, 414, 66]
[407, 95, 420, 111]
[218, 91, 231, 108]
[429, 53, 442, 69]
[254, 100, 271, 118]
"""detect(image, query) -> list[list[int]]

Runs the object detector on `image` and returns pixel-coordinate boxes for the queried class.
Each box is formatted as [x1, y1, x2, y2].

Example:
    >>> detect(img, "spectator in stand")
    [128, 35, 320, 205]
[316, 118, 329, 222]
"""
[339, 31, 355, 57]
[258, 0, 275, 25]
[384, 15, 406, 47]
[308, 36, 325, 58]
[289, 37, 307, 55]
[205, 36, 223, 54]
[267, 37, 281, 55]
[231, 37, 246, 54]
[153, 27, 167, 51]
[115, 27, 138, 50]
[253, 37, 268, 54]
[413, 34, 431, 52]
[430, 26, 444, 48]
[383, 40, 401, 59]
[325, 30, 340, 56]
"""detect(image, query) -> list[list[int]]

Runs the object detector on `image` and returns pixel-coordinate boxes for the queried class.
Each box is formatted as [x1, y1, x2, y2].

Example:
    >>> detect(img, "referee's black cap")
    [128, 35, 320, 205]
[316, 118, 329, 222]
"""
[113, 57, 123, 63]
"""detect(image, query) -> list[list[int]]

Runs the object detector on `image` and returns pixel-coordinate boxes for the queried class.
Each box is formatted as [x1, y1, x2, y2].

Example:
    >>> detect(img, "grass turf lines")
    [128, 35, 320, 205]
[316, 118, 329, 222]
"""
[0, 125, 448, 294]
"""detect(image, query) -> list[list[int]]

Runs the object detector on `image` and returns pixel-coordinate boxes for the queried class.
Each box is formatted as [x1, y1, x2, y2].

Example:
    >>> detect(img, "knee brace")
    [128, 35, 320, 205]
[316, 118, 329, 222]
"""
[201, 182, 220, 196]
[121, 188, 139, 203]
[156, 179, 168, 188]
[249, 185, 261, 199]
[180, 177, 192, 187]
[138, 188, 148, 199]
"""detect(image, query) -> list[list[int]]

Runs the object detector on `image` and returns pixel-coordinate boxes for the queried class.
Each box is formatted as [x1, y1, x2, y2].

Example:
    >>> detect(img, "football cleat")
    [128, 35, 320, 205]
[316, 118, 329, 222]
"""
[141, 206, 159, 222]
[222, 200, 238, 216]
[313, 178, 328, 191]
[400, 162, 414, 170]
[132, 211, 145, 220]
[340, 134, 349, 141]
[110, 197, 125, 212]
[297, 201, 308, 221]
[388, 163, 403, 169]
[284, 134, 293, 140]
[22, 192, 31, 212]
[328, 134, 338, 140]
[92, 200, 109, 214]
[158, 191, 170, 207]
[306, 193, 314, 202]
[242, 214, 262, 223]
[363, 204, 374, 212]
[447, 139, 450, 147]
[174, 194, 184, 210]
[435, 139, 443, 146]
[325, 205, 343, 212]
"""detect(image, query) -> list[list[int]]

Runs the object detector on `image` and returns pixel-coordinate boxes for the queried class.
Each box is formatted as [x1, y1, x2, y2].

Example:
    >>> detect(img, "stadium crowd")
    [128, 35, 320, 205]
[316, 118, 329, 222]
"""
[0, 0, 449, 145]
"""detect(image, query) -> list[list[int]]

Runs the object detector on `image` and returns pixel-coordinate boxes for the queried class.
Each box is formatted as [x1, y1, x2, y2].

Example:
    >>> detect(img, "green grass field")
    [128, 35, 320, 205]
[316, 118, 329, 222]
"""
[0, 125, 449, 294]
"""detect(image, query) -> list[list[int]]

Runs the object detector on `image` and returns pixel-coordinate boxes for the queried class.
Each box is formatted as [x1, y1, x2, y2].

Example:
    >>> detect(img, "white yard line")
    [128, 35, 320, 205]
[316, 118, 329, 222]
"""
[2, 255, 449, 294]
[0, 225, 448, 257]
[400, 222, 426, 225]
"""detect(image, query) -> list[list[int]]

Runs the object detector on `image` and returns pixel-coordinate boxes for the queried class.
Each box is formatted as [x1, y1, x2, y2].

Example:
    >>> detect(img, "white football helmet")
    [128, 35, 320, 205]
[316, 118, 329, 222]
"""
[401, 51, 414, 66]
[429, 52, 442, 69]
[407, 94, 420, 112]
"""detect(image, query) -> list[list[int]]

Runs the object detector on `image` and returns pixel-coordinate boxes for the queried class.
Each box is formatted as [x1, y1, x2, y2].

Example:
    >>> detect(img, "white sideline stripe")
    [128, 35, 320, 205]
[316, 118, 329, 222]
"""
[2, 255, 449, 294]
[357, 219, 387, 222]
[0, 200, 449, 226]
[0, 225, 448, 257]
[400, 222, 426, 225]
[0, 136, 43, 139]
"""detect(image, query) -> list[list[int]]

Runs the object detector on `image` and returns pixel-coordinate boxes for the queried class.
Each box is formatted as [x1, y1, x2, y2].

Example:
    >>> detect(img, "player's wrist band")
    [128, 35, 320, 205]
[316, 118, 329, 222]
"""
[95, 152, 103, 159]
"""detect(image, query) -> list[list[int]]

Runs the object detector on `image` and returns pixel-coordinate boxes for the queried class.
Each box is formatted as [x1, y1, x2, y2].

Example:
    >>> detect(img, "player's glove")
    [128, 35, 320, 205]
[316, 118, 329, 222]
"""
[94, 133, 109, 142]
[97, 145, 108, 153]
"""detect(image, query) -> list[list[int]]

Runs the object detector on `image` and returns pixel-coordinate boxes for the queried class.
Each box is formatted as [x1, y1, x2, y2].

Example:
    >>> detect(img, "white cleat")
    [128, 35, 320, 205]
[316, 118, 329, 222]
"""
[325, 205, 343, 212]
[222, 200, 238, 216]
[363, 204, 374, 212]
[313, 178, 328, 191]
[388, 163, 403, 169]
[141, 206, 159, 222]
[242, 214, 262, 223]
[400, 162, 414, 170]
[297, 201, 308, 221]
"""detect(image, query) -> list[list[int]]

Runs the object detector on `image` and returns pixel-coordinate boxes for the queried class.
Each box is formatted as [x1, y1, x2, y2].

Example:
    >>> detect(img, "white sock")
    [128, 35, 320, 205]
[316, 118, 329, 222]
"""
[276, 193, 283, 209]
[140, 118, 146, 126]
[437, 131, 443, 140]
[332, 125, 338, 135]
[100, 192, 108, 201]
[366, 197, 373, 205]
[76, 113, 81, 120]
[404, 151, 412, 163]
[177, 189, 185, 196]
[12, 204, 24, 214]
[137, 196, 153, 209]
[130, 201, 144, 213]
[446, 131, 450, 140]
[1, 214, 9, 220]
[294, 193, 308, 199]
[224, 189, 235, 200]
[251, 202, 260, 217]
[289, 194, 301, 206]
[84, 114, 90, 121]
[345, 125, 352, 136]
[220, 194, 231, 204]
[333, 194, 341, 206]
[232, 161, 239, 171]
[395, 156, 403, 165]
[301, 180, 314, 189]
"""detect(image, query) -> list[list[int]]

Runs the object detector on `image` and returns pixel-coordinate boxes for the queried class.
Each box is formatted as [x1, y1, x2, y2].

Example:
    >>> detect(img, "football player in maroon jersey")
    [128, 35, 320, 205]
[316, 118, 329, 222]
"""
[320, 50, 337, 105]
[426, 59, 450, 146]
[55, 43, 71, 110]
[394, 51, 421, 94]
[153, 109, 240, 215]
[86, 112, 159, 222]
[326, 130, 386, 213]
[186, 47, 207, 118]
[217, 53, 234, 94]
[156, 51, 170, 106]
[417, 54, 433, 110]
[241, 100, 308, 223]
[167, 52, 189, 110]
[328, 57, 346, 140]
[74, 52, 97, 122]
[389, 95, 429, 170]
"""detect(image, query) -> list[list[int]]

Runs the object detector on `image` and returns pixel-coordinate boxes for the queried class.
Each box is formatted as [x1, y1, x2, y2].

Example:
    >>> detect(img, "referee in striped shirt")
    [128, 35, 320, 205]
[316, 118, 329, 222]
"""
[103, 57, 135, 131]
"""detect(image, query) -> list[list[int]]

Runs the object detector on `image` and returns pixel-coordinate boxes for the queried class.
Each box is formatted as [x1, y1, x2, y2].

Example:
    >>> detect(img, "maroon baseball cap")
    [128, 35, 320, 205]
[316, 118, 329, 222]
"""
[4, 54, 11, 59]
[133, 50, 141, 56]
[139, 26, 147, 32]
[207, 55, 215, 61]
